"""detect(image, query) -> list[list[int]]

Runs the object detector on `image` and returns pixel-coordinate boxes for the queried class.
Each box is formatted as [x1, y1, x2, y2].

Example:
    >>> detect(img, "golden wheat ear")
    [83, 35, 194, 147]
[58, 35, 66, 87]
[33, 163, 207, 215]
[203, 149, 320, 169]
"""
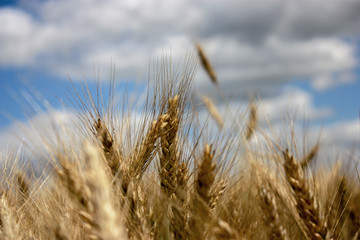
[196, 144, 216, 205]
[0, 194, 20, 239]
[202, 96, 224, 129]
[282, 149, 329, 240]
[258, 184, 289, 240]
[82, 141, 127, 240]
[196, 43, 218, 85]
[159, 95, 181, 197]
[131, 114, 169, 180]
[245, 99, 257, 140]
[188, 144, 216, 239]
[300, 143, 319, 169]
[93, 118, 121, 177]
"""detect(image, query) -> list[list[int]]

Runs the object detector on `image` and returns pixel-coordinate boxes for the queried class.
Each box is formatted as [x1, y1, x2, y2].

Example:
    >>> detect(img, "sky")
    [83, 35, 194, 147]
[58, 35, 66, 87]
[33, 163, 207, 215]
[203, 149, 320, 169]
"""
[0, 0, 359, 161]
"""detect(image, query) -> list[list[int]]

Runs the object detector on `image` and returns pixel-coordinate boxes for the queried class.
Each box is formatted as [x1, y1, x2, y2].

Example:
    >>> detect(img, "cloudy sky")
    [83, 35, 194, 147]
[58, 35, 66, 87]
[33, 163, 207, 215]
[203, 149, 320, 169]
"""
[0, 0, 359, 160]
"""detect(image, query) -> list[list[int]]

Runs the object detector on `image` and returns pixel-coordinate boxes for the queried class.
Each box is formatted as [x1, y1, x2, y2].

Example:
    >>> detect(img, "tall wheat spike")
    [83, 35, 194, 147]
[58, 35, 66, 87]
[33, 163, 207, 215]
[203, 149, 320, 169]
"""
[132, 114, 169, 179]
[245, 100, 257, 140]
[83, 141, 127, 240]
[196, 44, 218, 85]
[189, 144, 216, 238]
[283, 149, 328, 240]
[159, 95, 180, 197]
[196, 144, 216, 205]
[94, 118, 121, 177]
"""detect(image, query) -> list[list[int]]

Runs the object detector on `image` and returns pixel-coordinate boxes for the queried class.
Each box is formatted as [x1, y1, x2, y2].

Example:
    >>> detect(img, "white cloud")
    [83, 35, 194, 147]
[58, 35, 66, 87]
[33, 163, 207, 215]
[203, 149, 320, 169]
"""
[194, 36, 356, 97]
[0, 110, 76, 160]
[0, 0, 357, 94]
[0, 8, 37, 65]
[311, 72, 356, 91]
[258, 87, 333, 122]
[314, 120, 359, 149]
[305, 120, 360, 165]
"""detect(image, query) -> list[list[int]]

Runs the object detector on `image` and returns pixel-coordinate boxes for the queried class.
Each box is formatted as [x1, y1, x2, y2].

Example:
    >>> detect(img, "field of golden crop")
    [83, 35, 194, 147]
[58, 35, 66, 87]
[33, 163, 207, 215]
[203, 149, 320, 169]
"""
[0, 51, 359, 240]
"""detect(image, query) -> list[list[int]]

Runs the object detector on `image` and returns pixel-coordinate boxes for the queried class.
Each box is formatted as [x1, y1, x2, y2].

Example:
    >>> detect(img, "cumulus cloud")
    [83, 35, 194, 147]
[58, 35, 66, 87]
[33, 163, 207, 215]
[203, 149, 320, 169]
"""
[258, 87, 334, 121]
[311, 72, 356, 91]
[306, 119, 360, 165]
[0, 0, 358, 95]
[0, 110, 76, 160]
[195, 36, 356, 97]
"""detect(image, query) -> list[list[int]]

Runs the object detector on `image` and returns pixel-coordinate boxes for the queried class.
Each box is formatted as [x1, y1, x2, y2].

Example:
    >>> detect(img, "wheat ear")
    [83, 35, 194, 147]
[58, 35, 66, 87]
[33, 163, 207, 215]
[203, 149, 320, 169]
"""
[196, 144, 216, 205]
[82, 141, 127, 240]
[300, 143, 319, 169]
[283, 149, 328, 240]
[202, 96, 224, 129]
[159, 95, 180, 197]
[0, 195, 19, 240]
[132, 114, 169, 179]
[126, 184, 152, 240]
[189, 144, 216, 238]
[259, 185, 289, 240]
[171, 161, 189, 240]
[94, 118, 121, 177]
[196, 44, 218, 85]
[210, 178, 226, 210]
[245, 100, 257, 140]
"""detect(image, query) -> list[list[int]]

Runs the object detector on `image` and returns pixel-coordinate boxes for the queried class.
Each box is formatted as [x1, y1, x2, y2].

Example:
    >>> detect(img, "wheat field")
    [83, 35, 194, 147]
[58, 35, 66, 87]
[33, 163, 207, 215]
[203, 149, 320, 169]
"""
[0, 51, 359, 240]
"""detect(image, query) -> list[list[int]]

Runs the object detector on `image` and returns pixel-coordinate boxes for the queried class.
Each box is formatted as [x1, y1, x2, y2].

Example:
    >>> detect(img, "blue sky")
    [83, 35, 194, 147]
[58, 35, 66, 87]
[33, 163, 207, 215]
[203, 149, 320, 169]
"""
[0, 0, 359, 156]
